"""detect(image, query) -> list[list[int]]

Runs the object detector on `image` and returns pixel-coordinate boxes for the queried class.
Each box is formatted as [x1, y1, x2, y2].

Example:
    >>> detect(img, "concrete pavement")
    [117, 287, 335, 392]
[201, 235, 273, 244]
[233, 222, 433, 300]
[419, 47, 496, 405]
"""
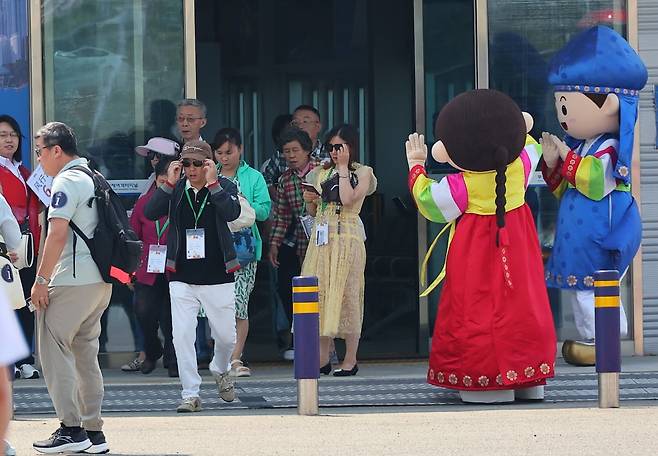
[7, 405, 658, 455]
[8, 356, 658, 454]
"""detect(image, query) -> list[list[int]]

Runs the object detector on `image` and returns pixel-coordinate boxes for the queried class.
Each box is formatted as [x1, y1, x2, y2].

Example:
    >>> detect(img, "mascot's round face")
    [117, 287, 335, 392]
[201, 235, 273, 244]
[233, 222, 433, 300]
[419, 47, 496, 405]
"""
[554, 91, 619, 140]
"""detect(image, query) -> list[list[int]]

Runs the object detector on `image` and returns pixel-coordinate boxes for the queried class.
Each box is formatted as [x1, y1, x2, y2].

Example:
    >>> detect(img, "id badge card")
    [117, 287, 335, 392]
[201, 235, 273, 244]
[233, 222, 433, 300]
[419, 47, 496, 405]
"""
[299, 215, 315, 240]
[315, 222, 329, 246]
[186, 228, 206, 259]
[146, 245, 167, 273]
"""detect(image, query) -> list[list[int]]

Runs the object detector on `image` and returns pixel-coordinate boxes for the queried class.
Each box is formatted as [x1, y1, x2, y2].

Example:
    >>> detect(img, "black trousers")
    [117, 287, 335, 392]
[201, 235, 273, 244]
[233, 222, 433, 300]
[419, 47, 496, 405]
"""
[134, 276, 176, 364]
[276, 244, 301, 331]
[15, 262, 36, 366]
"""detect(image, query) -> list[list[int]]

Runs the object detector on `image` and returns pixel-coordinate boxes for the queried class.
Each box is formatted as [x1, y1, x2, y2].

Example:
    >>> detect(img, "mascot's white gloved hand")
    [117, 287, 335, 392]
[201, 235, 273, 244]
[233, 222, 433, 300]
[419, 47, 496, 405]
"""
[405, 133, 427, 170]
[540, 132, 560, 169]
[551, 134, 571, 161]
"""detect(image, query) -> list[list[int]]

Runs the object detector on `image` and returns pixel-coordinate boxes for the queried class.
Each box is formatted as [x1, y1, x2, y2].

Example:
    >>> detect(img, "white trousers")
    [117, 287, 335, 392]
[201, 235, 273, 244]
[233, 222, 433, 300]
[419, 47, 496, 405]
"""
[566, 289, 628, 340]
[169, 281, 236, 399]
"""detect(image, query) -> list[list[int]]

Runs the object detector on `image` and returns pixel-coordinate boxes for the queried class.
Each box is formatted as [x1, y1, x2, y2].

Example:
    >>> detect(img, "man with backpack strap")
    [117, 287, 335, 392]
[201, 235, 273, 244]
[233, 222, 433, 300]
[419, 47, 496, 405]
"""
[30, 122, 113, 454]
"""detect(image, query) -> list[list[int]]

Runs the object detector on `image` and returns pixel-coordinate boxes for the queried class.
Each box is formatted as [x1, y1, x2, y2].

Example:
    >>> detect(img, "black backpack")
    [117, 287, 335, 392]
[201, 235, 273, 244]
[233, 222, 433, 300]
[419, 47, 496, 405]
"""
[68, 165, 143, 283]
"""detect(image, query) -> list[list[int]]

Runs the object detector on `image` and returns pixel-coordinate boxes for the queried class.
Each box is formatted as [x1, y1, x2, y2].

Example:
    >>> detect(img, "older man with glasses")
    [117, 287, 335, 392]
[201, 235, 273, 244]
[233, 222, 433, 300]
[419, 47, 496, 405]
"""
[176, 99, 207, 144]
[262, 105, 328, 190]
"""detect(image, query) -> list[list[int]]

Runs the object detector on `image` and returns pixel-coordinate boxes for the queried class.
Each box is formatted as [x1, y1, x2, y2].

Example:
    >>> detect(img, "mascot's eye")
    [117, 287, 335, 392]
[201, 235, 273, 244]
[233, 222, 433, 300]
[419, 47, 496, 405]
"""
[561, 105, 567, 116]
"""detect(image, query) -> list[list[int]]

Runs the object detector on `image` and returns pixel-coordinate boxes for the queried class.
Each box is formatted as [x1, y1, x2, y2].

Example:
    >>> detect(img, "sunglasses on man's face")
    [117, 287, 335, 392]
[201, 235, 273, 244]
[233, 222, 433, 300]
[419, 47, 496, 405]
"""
[182, 158, 204, 168]
[147, 151, 163, 160]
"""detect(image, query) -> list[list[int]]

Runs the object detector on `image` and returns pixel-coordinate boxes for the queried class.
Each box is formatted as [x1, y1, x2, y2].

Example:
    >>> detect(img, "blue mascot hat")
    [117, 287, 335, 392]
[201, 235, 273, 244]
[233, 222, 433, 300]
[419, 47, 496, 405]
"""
[547, 25, 648, 184]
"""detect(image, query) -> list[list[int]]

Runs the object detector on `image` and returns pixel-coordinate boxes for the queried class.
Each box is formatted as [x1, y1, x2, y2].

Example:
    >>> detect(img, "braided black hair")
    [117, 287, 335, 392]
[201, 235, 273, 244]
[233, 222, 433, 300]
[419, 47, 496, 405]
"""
[494, 146, 508, 246]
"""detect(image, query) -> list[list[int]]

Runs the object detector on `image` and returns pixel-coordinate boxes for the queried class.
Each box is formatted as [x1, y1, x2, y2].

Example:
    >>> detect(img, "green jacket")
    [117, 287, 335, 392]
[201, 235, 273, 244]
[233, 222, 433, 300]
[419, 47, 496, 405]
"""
[218, 160, 271, 261]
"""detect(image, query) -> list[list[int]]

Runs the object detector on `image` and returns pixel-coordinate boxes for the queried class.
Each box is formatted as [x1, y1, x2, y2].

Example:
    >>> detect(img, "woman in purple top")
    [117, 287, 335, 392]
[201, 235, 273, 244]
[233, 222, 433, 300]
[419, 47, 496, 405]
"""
[129, 157, 178, 376]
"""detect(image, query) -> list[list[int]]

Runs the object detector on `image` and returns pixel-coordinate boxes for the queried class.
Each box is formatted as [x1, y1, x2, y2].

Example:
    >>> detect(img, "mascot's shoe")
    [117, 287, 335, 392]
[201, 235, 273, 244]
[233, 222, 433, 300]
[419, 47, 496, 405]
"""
[459, 390, 514, 404]
[514, 385, 545, 401]
[562, 339, 595, 366]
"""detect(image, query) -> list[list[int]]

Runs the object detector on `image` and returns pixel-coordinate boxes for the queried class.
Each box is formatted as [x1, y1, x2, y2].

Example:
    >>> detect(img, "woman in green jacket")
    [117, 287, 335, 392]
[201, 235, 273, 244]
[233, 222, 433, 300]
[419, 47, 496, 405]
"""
[214, 128, 271, 377]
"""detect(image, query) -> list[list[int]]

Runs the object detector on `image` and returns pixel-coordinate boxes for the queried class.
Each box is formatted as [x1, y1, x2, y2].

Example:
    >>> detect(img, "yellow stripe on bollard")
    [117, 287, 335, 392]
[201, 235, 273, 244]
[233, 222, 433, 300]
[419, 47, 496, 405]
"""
[595, 296, 620, 308]
[292, 286, 319, 293]
[293, 302, 319, 314]
[594, 280, 619, 287]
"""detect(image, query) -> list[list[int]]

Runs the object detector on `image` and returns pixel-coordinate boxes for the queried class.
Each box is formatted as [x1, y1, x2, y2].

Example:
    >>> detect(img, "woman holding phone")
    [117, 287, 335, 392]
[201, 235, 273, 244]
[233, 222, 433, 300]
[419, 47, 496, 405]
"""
[301, 124, 376, 376]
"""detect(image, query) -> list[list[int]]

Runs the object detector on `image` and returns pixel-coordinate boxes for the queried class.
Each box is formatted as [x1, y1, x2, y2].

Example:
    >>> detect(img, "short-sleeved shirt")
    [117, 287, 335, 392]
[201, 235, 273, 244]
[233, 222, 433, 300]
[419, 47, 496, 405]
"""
[48, 158, 103, 286]
[0, 293, 29, 366]
[0, 193, 21, 250]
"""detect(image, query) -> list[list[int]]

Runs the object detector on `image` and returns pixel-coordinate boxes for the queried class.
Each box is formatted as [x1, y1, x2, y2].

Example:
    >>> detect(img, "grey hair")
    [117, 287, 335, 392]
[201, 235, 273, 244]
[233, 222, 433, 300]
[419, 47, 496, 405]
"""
[177, 98, 207, 117]
[35, 121, 77, 155]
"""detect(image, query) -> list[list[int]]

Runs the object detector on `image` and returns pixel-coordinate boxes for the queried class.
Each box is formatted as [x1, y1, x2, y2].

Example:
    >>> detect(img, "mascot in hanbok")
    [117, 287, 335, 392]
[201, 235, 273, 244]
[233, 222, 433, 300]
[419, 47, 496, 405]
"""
[406, 89, 556, 403]
[540, 26, 647, 366]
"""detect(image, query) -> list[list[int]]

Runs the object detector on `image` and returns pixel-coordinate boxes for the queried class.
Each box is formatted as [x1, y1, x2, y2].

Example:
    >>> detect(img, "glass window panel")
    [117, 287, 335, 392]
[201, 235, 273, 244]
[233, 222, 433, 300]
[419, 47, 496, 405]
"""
[423, 0, 475, 332]
[42, 0, 185, 354]
[42, 0, 185, 182]
[488, 0, 631, 340]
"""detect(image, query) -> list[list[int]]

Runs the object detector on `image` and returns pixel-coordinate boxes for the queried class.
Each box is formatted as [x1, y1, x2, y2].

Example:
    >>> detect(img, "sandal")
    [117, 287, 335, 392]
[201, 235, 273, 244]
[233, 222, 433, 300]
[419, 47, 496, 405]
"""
[229, 359, 251, 378]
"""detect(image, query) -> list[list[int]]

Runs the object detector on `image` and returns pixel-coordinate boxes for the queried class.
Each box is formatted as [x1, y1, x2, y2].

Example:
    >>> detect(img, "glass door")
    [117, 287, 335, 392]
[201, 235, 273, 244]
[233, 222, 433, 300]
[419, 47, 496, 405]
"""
[486, 0, 631, 341]
[419, 0, 476, 344]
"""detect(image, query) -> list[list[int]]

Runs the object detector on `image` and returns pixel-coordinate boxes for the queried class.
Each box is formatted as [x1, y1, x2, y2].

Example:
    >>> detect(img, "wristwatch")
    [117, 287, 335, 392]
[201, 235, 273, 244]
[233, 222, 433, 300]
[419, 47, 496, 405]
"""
[35, 275, 50, 286]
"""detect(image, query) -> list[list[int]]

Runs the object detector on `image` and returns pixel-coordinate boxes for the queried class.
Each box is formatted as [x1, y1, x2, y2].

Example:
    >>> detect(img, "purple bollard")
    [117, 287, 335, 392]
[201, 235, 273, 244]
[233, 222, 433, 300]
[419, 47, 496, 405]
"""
[594, 269, 621, 408]
[292, 276, 319, 415]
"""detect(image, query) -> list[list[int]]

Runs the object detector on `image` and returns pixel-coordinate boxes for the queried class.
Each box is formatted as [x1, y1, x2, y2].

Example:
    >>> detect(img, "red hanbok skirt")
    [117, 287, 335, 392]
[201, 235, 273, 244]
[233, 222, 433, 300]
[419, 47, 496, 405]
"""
[427, 204, 556, 391]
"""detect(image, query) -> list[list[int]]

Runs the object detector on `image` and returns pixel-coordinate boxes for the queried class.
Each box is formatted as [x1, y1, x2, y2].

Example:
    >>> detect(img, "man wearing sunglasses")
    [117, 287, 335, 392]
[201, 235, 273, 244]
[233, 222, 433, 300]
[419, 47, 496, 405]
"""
[144, 140, 241, 413]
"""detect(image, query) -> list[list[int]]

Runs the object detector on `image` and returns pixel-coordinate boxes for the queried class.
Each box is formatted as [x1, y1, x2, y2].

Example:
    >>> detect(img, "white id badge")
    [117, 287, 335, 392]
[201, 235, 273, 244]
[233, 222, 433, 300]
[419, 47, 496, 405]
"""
[146, 245, 167, 273]
[315, 223, 329, 246]
[186, 228, 206, 259]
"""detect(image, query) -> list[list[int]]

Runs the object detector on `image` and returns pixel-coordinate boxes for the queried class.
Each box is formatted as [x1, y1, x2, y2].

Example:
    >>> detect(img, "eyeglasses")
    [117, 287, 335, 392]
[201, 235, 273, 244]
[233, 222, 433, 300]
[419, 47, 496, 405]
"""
[326, 143, 346, 152]
[0, 132, 19, 139]
[182, 158, 204, 168]
[147, 151, 164, 160]
[34, 144, 53, 157]
[291, 119, 318, 127]
[176, 116, 204, 123]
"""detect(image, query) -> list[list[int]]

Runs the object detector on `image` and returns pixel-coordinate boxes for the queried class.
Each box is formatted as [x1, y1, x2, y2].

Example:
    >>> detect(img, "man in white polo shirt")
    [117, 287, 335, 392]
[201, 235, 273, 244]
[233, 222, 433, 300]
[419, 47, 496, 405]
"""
[30, 122, 111, 454]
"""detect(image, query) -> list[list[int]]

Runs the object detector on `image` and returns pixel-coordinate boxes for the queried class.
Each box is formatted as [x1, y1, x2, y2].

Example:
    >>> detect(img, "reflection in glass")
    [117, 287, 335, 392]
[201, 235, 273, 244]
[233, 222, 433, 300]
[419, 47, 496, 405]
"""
[42, 0, 186, 354]
[488, 0, 631, 339]
[42, 0, 184, 181]
[423, 0, 474, 172]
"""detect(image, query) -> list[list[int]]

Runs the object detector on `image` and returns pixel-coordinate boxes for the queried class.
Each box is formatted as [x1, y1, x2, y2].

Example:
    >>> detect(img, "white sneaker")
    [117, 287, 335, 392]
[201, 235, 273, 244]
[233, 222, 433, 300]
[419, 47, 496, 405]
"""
[176, 397, 202, 413]
[4, 439, 16, 456]
[18, 364, 40, 379]
[120, 357, 143, 372]
[283, 349, 295, 361]
[215, 372, 236, 402]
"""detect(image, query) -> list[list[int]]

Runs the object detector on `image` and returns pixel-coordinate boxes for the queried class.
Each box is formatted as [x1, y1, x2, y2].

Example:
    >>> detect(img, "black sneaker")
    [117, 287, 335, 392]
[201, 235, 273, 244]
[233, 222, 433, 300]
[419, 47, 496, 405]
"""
[33, 424, 91, 454]
[82, 430, 109, 454]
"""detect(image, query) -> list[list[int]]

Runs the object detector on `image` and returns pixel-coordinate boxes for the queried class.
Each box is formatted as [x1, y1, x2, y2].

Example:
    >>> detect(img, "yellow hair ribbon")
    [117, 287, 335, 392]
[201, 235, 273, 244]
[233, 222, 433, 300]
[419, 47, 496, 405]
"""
[419, 220, 456, 297]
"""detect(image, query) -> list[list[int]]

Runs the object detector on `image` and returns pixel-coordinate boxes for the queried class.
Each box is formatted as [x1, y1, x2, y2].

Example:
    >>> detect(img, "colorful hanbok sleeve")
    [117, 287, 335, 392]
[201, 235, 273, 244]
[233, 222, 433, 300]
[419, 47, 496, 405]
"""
[408, 165, 467, 223]
[519, 139, 542, 190]
[560, 137, 620, 201]
[542, 137, 620, 202]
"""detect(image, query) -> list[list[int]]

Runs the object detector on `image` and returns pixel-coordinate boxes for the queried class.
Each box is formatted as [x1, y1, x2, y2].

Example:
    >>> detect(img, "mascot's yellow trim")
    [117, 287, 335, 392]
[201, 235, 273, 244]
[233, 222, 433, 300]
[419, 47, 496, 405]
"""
[420, 220, 456, 297]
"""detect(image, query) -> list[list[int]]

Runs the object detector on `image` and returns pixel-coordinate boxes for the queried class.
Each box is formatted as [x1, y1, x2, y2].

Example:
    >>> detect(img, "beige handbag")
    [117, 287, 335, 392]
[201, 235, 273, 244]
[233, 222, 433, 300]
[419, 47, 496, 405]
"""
[227, 193, 256, 233]
[0, 253, 26, 310]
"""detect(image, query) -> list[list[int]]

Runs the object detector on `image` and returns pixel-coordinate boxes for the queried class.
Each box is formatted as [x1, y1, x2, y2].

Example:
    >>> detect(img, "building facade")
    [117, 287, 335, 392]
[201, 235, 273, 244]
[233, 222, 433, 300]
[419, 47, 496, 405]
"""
[2, 0, 656, 360]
